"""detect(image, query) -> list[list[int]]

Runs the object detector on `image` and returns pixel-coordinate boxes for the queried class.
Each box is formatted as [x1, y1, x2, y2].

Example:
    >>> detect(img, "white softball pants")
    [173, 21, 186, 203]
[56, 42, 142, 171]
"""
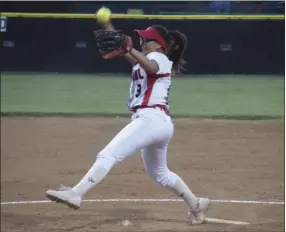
[96, 107, 179, 188]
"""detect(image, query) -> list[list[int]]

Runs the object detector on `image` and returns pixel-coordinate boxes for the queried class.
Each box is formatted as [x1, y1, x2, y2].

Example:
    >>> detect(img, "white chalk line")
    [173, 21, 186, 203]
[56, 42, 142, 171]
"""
[1, 198, 284, 205]
[206, 217, 249, 225]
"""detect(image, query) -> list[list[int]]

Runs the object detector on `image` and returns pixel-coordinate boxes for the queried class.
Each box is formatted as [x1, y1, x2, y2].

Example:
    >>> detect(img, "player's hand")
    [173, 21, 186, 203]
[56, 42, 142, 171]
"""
[94, 30, 133, 59]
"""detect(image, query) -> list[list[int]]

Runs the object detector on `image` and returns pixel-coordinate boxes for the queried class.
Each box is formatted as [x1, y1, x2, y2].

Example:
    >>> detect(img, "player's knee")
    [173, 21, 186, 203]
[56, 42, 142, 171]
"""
[153, 174, 168, 186]
[152, 170, 177, 188]
[96, 151, 118, 171]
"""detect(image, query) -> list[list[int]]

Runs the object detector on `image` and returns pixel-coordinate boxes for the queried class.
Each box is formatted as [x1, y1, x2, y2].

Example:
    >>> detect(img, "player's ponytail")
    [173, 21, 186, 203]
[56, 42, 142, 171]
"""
[167, 30, 188, 74]
[148, 25, 188, 74]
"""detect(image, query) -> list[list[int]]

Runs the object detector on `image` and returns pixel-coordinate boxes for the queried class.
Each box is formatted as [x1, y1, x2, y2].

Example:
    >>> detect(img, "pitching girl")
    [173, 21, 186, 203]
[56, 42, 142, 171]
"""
[46, 17, 210, 225]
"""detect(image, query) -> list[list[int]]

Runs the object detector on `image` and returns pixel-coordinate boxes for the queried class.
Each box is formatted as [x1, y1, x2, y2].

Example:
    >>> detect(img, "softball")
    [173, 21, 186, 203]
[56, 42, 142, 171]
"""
[96, 7, 111, 25]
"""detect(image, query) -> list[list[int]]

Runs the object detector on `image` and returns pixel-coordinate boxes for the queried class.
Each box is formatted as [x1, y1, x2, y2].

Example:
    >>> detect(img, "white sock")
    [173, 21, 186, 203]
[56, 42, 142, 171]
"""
[170, 177, 199, 211]
[72, 163, 108, 197]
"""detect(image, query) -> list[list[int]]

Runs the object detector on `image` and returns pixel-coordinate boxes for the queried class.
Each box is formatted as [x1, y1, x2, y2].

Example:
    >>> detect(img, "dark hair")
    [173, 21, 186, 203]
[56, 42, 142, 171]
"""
[152, 25, 188, 74]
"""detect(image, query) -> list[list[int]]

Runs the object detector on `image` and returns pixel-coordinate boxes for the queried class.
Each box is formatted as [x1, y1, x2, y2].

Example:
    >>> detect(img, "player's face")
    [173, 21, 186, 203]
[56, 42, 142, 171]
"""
[140, 37, 162, 55]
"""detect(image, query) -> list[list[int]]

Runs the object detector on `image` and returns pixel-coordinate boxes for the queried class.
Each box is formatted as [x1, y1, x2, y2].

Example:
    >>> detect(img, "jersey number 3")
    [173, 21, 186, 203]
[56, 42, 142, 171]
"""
[133, 69, 143, 98]
[135, 84, 142, 97]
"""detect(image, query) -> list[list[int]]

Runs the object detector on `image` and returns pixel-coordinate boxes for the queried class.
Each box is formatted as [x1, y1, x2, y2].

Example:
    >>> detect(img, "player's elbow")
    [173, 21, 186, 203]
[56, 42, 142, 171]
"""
[144, 61, 159, 74]
[145, 67, 157, 74]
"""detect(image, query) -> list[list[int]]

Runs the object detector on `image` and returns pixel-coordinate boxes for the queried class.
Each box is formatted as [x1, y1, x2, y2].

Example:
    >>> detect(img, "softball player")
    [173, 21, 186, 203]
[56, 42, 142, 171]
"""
[46, 23, 210, 225]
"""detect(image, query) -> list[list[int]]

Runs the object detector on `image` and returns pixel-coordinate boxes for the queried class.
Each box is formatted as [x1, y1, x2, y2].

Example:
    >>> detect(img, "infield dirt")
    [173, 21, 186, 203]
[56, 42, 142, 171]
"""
[1, 117, 284, 232]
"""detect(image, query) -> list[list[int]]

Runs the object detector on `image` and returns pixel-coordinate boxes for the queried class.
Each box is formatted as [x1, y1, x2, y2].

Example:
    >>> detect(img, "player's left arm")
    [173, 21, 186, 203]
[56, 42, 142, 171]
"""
[94, 26, 158, 73]
[103, 21, 137, 66]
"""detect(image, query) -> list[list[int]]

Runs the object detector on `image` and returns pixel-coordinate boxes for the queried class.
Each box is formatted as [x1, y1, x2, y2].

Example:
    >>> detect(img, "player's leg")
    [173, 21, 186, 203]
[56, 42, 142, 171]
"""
[46, 117, 152, 208]
[46, 109, 170, 209]
[141, 144, 210, 225]
[70, 117, 156, 197]
[141, 144, 198, 209]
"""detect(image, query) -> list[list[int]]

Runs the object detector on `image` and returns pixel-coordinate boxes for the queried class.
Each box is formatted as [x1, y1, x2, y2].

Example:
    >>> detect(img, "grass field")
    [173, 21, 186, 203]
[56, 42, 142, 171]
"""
[0, 72, 284, 119]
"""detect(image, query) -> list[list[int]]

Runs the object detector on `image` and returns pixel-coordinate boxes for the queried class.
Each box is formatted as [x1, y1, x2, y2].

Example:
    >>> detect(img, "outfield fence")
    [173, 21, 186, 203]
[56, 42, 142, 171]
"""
[1, 12, 284, 20]
[0, 13, 284, 74]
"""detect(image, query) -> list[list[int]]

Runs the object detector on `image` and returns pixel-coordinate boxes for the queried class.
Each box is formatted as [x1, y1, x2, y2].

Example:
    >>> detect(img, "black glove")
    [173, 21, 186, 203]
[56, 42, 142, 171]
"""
[93, 29, 133, 59]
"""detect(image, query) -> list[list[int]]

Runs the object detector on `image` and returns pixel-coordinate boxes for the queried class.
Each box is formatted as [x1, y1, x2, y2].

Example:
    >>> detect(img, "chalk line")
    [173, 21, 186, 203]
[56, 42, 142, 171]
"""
[206, 217, 249, 225]
[1, 198, 284, 205]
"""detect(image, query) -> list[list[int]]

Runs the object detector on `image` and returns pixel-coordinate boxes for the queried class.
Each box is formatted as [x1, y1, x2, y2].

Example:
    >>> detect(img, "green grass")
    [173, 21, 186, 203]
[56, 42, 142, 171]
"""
[1, 73, 284, 119]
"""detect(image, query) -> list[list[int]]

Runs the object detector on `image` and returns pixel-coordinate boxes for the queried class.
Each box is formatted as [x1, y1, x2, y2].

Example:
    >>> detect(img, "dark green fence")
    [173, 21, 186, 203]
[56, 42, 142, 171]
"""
[0, 18, 284, 74]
